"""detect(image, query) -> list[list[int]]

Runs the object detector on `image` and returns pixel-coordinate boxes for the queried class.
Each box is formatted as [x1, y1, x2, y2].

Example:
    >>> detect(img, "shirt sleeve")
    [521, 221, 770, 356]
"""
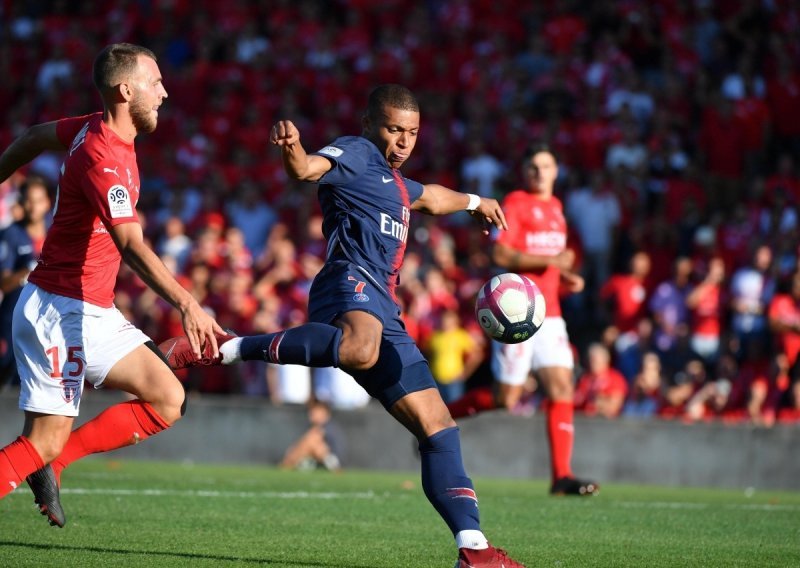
[314, 138, 368, 185]
[55, 113, 98, 148]
[81, 160, 139, 227]
[403, 177, 424, 203]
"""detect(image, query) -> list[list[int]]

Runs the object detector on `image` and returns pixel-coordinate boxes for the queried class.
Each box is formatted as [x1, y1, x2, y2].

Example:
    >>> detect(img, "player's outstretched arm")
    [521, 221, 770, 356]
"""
[270, 120, 332, 182]
[413, 183, 507, 234]
[109, 222, 226, 359]
[0, 121, 66, 183]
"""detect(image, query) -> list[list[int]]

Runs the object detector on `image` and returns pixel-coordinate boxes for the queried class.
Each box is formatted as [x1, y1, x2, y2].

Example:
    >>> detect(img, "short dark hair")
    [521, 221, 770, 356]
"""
[92, 43, 157, 92]
[18, 175, 49, 203]
[524, 142, 557, 163]
[366, 84, 419, 121]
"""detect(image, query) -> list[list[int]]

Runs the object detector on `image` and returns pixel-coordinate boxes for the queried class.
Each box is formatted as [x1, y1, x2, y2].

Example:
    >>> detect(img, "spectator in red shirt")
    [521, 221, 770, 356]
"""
[574, 343, 628, 418]
[573, 96, 613, 173]
[662, 162, 707, 225]
[600, 250, 651, 343]
[686, 256, 726, 368]
[768, 271, 800, 377]
[600, 251, 651, 368]
[697, 93, 747, 212]
[683, 377, 734, 423]
[734, 75, 771, 175]
[542, 0, 587, 56]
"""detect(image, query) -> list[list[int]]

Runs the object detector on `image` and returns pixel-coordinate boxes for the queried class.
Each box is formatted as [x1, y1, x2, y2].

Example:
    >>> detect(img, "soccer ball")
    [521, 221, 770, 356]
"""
[475, 273, 546, 344]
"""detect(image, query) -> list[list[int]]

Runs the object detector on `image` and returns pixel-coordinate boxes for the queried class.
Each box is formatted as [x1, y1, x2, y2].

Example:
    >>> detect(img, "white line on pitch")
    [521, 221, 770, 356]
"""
[615, 501, 800, 512]
[55, 488, 384, 499]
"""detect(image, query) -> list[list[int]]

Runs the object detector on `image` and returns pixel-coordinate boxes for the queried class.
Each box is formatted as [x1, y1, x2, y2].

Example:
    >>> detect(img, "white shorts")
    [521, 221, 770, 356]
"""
[491, 317, 574, 386]
[14, 284, 150, 417]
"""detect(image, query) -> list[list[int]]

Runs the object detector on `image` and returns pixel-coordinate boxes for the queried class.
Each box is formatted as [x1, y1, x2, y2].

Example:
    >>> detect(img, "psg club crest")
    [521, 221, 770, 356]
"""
[348, 276, 369, 302]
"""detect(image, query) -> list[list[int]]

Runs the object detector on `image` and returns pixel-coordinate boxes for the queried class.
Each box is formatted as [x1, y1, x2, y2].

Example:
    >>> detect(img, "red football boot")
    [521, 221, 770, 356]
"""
[159, 331, 237, 370]
[455, 545, 527, 568]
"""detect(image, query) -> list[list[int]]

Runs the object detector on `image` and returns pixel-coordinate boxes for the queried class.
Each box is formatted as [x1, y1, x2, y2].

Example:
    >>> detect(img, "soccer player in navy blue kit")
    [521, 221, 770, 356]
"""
[0, 176, 51, 386]
[162, 84, 526, 567]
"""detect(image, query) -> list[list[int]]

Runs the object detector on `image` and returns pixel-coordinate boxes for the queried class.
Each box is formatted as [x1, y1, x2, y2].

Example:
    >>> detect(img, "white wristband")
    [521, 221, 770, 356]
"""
[465, 193, 480, 211]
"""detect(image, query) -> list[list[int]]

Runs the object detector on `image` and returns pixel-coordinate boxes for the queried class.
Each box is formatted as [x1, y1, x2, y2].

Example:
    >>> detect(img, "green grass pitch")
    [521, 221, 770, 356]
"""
[1, 459, 798, 567]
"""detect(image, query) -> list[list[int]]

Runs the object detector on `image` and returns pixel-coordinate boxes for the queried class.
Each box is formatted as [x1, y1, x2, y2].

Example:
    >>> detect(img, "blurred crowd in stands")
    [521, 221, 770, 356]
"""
[1, 0, 800, 425]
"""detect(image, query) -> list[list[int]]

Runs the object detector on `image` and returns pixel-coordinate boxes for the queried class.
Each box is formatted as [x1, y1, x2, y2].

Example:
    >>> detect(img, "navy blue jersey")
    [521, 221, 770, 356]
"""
[0, 222, 36, 275]
[0, 222, 37, 373]
[313, 136, 423, 301]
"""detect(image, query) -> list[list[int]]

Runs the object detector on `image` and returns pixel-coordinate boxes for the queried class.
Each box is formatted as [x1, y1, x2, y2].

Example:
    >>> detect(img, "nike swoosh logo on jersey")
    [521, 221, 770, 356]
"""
[381, 176, 393, 183]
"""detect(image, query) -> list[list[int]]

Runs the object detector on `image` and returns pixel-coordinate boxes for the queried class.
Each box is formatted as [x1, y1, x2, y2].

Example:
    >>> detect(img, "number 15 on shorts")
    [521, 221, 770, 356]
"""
[46, 345, 85, 403]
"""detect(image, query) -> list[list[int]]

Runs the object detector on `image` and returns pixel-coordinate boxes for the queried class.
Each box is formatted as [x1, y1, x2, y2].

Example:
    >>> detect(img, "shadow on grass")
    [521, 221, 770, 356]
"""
[0, 540, 376, 567]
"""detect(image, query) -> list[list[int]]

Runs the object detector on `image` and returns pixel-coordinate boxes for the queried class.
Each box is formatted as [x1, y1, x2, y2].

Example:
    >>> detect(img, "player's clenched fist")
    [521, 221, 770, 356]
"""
[271, 120, 300, 146]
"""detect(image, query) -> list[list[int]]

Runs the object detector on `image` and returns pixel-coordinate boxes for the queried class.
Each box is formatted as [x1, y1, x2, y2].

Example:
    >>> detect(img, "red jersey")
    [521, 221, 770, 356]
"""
[768, 293, 800, 366]
[600, 274, 647, 333]
[573, 368, 628, 416]
[690, 283, 723, 337]
[495, 190, 566, 317]
[29, 113, 140, 308]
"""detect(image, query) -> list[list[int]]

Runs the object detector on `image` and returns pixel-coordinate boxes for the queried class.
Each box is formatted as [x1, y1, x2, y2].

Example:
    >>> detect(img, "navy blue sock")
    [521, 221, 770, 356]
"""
[418, 426, 481, 534]
[239, 323, 341, 367]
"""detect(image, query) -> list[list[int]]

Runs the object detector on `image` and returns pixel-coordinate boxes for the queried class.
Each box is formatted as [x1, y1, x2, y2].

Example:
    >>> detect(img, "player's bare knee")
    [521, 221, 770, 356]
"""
[153, 385, 185, 425]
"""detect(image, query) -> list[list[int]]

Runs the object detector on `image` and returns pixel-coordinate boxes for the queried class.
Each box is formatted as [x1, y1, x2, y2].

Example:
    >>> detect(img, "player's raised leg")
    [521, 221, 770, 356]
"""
[160, 324, 342, 369]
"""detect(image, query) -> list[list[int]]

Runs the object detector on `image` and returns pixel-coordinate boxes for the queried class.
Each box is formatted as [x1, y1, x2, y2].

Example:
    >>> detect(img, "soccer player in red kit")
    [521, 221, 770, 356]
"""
[0, 43, 225, 526]
[448, 144, 599, 496]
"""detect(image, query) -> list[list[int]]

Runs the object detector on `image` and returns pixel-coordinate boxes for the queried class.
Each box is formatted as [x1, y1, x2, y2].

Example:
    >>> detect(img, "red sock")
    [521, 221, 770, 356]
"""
[0, 436, 44, 498]
[547, 400, 574, 482]
[447, 386, 497, 419]
[51, 401, 169, 481]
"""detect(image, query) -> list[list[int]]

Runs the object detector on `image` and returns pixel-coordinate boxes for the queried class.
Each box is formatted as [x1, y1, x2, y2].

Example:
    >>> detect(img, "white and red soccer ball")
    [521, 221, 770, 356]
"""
[475, 273, 546, 344]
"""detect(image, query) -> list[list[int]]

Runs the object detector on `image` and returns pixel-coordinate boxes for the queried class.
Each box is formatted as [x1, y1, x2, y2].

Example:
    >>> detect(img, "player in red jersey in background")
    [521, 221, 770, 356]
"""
[768, 270, 800, 423]
[0, 43, 225, 526]
[448, 143, 599, 496]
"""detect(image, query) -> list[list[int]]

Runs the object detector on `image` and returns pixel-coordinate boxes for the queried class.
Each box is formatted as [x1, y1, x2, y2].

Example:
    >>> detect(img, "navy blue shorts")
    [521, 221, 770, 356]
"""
[308, 260, 435, 408]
